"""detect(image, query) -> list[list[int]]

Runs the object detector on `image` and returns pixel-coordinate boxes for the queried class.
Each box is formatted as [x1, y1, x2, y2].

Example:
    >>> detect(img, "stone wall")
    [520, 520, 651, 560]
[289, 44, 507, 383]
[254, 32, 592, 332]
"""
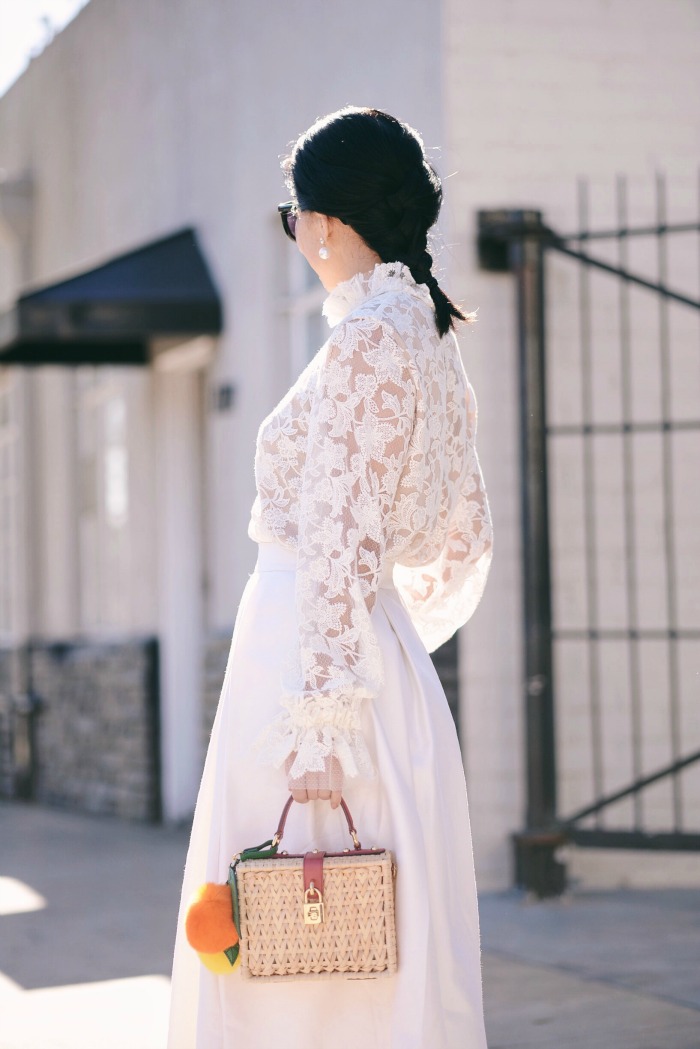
[431, 634, 460, 737]
[0, 696, 10, 797]
[0, 638, 161, 821]
[202, 630, 231, 757]
[0, 647, 22, 798]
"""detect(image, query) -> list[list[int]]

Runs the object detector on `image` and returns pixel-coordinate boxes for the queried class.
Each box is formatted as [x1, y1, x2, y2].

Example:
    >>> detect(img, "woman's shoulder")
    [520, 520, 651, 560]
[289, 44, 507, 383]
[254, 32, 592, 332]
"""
[322, 309, 415, 380]
[332, 279, 438, 344]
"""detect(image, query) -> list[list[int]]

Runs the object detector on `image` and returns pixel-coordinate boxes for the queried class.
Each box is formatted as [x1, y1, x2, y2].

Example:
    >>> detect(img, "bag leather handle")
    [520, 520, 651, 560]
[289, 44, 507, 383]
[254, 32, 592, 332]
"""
[272, 794, 362, 850]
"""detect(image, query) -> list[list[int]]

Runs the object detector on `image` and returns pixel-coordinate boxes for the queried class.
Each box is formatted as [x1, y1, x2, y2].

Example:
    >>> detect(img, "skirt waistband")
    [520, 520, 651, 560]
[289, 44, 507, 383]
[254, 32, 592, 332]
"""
[254, 541, 396, 589]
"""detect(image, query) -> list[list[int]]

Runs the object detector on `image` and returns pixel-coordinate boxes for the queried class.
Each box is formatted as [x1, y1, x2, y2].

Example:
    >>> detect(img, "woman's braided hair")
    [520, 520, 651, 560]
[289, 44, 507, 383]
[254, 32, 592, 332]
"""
[284, 107, 472, 338]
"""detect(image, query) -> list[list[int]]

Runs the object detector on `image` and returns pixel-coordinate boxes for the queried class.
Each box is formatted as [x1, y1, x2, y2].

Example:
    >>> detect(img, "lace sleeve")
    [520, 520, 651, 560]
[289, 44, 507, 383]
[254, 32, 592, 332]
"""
[394, 377, 493, 653]
[252, 316, 416, 783]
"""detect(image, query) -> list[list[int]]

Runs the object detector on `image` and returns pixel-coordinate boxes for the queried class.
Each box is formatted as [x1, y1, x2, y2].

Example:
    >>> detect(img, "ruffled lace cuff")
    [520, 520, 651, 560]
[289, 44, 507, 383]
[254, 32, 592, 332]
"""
[251, 690, 377, 781]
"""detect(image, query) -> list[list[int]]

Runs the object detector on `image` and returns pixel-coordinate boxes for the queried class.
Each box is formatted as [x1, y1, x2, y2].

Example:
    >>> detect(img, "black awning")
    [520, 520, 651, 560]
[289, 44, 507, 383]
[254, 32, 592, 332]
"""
[0, 228, 223, 366]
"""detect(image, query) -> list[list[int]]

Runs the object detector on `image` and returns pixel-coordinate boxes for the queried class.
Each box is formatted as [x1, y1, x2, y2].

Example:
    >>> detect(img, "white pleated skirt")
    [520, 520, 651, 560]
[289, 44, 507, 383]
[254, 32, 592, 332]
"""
[166, 540, 487, 1049]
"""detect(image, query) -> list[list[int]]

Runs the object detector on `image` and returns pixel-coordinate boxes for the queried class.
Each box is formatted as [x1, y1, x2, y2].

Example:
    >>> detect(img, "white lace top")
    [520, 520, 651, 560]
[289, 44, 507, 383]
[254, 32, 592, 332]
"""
[249, 261, 493, 783]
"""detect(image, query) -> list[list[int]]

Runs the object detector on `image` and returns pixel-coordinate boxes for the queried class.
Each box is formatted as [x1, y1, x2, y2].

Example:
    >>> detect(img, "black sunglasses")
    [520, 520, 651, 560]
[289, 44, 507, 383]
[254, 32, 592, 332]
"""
[278, 201, 299, 241]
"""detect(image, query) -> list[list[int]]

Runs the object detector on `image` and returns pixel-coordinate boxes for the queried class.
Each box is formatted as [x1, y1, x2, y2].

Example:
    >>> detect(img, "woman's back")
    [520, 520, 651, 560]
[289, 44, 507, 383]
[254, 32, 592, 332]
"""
[249, 260, 492, 656]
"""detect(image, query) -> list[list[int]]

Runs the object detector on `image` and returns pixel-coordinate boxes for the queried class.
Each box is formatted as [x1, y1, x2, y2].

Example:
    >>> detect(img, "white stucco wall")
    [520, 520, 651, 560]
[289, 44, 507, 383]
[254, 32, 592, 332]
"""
[0, 0, 445, 635]
[0, 0, 447, 818]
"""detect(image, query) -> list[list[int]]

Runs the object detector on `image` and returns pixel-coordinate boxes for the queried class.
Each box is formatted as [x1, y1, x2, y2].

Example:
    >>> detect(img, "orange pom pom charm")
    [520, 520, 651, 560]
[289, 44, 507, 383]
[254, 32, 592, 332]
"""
[185, 883, 239, 955]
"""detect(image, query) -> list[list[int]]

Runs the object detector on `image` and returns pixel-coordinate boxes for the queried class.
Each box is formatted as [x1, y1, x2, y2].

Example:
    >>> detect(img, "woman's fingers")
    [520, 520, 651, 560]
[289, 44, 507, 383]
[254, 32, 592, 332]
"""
[289, 787, 343, 807]
[286, 750, 344, 807]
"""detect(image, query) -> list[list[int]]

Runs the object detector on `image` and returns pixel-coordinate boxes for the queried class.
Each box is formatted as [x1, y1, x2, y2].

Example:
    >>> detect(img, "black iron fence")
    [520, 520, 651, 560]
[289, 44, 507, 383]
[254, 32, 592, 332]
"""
[478, 175, 700, 895]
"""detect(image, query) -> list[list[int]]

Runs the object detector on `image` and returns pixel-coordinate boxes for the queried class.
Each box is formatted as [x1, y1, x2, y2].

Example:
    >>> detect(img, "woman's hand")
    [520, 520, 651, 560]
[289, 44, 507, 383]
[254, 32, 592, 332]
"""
[285, 751, 344, 809]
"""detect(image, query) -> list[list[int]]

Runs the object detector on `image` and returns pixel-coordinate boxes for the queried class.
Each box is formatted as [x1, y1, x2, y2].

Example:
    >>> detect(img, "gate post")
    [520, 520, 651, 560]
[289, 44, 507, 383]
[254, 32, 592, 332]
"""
[478, 210, 567, 896]
[12, 639, 42, 800]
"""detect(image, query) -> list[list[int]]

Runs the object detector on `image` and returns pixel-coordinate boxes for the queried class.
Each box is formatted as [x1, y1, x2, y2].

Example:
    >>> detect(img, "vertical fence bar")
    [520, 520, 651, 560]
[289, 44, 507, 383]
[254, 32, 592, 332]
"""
[510, 212, 557, 833]
[617, 175, 644, 829]
[577, 179, 604, 825]
[477, 209, 565, 896]
[656, 172, 683, 830]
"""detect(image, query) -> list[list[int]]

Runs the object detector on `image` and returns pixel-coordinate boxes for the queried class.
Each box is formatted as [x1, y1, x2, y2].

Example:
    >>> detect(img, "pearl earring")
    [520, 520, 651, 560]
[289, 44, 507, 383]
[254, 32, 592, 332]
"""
[318, 239, 329, 260]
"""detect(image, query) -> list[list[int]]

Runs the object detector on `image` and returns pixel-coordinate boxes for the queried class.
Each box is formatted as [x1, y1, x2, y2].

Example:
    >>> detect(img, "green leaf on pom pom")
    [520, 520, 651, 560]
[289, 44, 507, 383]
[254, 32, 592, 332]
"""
[224, 943, 239, 966]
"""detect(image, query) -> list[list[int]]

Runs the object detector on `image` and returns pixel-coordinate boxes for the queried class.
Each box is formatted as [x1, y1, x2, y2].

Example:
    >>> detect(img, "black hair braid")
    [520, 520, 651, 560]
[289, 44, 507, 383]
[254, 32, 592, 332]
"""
[402, 244, 466, 339]
[368, 218, 463, 340]
[286, 106, 472, 338]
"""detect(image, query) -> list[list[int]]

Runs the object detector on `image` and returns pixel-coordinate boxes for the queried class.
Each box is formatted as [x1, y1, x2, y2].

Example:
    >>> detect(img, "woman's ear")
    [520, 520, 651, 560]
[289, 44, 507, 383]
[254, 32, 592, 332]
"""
[318, 213, 333, 242]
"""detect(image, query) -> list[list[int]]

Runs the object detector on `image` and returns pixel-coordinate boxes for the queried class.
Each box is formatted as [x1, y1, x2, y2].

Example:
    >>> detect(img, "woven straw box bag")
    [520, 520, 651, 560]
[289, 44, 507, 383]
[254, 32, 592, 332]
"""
[229, 795, 398, 982]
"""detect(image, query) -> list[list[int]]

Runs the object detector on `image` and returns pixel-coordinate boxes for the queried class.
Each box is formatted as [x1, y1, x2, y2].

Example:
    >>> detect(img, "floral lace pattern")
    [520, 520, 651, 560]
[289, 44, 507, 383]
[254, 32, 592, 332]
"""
[249, 262, 493, 784]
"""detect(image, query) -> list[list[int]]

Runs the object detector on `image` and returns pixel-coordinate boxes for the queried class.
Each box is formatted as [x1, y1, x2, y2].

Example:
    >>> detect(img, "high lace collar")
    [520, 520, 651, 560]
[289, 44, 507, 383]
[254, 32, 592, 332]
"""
[322, 260, 432, 328]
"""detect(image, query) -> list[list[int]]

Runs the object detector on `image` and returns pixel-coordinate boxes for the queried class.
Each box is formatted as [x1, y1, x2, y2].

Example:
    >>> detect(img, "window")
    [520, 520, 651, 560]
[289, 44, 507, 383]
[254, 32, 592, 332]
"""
[77, 368, 131, 632]
[285, 252, 327, 375]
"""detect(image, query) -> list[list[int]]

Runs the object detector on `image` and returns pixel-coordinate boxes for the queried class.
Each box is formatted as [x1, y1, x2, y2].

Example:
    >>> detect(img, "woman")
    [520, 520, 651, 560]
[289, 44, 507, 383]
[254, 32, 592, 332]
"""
[167, 106, 493, 1049]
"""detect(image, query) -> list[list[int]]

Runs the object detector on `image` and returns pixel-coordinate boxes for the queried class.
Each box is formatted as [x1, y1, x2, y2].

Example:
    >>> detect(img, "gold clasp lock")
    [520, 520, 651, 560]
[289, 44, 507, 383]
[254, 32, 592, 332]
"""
[303, 883, 324, 925]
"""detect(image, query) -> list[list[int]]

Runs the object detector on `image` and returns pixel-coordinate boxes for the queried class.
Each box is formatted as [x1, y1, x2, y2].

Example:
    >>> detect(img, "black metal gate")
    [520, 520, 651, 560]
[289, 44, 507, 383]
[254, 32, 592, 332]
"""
[478, 177, 700, 896]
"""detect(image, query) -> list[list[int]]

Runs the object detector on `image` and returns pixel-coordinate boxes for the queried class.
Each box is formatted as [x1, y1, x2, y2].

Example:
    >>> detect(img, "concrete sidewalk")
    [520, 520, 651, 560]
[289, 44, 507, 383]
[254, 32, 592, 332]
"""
[480, 890, 700, 1048]
[1, 801, 699, 1048]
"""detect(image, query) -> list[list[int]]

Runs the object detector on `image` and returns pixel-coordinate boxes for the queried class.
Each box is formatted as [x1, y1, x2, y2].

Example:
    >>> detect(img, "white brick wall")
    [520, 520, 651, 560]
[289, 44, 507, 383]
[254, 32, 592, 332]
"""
[444, 0, 700, 888]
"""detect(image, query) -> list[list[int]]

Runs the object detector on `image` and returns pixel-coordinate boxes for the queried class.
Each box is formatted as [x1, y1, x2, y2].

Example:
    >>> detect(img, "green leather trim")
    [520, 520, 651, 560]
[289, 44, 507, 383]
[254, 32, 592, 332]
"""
[228, 838, 279, 941]
[239, 838, 279, 861]
[228, 863, 241, 938]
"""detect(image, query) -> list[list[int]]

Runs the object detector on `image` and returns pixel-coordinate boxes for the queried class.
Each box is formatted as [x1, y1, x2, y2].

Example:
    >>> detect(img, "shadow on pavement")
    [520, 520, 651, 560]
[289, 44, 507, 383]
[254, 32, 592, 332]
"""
[0, 801, 190, 990]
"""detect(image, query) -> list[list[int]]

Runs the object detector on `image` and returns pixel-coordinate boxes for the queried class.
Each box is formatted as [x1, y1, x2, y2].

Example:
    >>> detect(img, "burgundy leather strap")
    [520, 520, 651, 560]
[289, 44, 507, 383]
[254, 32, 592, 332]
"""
[303, 851, 325, 896]
[274, 795, 361, 849]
